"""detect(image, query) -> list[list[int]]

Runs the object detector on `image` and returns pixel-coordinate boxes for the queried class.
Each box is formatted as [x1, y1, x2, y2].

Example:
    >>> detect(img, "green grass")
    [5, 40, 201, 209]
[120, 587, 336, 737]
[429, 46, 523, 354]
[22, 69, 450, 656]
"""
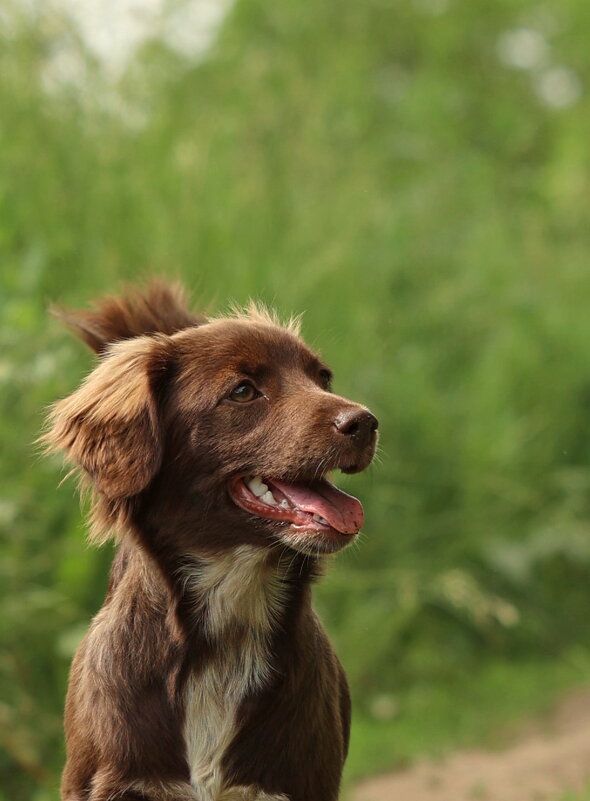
[345, 649, 590, 783]
[558, 787, 590, 801]
[2, 0, 590, 798]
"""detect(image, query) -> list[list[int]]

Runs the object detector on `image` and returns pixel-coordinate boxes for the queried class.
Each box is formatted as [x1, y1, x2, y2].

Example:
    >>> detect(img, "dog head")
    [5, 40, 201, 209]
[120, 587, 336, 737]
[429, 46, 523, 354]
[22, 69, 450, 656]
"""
[44, 284, 378, 557]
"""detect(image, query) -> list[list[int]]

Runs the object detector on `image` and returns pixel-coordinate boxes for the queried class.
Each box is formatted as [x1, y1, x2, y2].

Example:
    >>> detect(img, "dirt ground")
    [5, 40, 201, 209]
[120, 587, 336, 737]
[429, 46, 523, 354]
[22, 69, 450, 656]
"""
[353, 688, 590, 801]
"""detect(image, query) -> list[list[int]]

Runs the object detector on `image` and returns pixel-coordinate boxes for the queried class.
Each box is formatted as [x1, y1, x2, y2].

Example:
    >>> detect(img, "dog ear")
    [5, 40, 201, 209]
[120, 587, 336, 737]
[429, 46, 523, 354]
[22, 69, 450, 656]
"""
[44, 335, 170, 500]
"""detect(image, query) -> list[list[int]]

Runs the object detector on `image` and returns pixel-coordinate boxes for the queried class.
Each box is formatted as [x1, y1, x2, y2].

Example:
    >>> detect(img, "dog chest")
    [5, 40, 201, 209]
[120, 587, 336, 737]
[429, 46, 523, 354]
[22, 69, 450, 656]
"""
[182, 546, 285, 799]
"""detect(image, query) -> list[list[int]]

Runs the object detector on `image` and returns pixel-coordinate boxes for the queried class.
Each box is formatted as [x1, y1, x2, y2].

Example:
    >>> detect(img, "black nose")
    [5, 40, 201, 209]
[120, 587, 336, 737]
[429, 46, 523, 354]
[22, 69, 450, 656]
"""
[334, 408, 379, 445]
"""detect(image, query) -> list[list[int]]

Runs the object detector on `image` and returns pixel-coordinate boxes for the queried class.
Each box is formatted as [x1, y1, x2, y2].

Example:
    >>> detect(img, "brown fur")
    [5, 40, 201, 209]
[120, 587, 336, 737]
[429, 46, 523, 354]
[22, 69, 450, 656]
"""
[51, 280, 204, 356]
[43, 281, 378, 801]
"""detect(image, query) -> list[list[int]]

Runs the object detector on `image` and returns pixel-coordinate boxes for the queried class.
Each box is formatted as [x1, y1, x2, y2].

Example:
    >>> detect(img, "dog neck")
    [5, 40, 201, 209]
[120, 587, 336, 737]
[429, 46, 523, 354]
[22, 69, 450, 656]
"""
[114, 510, 323, 642]
[178, 546, 290, 638]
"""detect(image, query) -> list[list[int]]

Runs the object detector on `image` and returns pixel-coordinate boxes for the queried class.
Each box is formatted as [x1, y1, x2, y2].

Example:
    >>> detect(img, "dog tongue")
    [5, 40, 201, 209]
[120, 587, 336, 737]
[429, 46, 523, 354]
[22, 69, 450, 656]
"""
[270, 479, 364, 535]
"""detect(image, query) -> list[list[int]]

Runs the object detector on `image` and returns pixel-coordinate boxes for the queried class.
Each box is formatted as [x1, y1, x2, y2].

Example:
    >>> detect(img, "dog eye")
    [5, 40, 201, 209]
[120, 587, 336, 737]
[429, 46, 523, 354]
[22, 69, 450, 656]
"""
[319, 369, 333, 391]
[228, 381, 261, 403]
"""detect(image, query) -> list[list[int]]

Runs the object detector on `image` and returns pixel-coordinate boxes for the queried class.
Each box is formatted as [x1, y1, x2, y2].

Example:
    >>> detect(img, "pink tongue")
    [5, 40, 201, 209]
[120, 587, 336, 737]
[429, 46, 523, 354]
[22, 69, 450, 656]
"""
[270, 479, 364, 535]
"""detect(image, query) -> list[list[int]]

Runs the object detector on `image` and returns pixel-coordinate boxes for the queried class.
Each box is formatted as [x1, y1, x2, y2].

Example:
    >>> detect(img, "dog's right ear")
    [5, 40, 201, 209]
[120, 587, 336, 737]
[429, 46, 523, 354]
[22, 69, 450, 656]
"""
[43, 335, 170, 506]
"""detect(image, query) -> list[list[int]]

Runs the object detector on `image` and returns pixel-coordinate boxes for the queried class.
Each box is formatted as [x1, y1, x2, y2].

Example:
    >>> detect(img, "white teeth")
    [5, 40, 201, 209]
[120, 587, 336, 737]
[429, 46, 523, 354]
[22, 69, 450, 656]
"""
[244, 477, 328, 522]
[246, 476, 268, 497]
[245, 476, 285, 509]
[261, 490, 277, 507]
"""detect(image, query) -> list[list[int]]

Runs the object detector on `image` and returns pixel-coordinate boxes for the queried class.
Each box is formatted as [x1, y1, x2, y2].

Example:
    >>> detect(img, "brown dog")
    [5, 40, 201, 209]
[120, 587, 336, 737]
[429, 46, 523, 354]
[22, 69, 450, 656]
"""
[44, 281, 378, 801]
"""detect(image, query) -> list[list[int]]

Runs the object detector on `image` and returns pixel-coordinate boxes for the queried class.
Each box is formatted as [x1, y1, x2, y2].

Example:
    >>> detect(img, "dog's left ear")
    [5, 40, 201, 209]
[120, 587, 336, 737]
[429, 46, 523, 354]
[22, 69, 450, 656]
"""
[44, 336, 170, 500]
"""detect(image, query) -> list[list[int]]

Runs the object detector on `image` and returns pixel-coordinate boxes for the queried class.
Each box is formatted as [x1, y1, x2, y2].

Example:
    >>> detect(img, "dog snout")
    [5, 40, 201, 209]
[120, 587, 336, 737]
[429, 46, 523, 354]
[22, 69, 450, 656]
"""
[333, 407, 379, 448]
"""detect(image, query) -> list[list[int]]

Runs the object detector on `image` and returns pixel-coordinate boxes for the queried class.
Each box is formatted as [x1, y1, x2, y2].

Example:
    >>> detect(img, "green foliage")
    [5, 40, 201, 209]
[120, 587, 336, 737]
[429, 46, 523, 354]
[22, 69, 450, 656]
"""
[343, 648, 590, 782]
[2, 0, 590, 797]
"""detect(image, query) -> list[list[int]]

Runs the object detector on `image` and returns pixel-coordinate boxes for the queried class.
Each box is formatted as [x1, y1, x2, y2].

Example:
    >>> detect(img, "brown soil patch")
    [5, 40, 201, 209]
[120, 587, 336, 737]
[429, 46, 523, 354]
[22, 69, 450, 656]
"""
[353, 689, 590, 801]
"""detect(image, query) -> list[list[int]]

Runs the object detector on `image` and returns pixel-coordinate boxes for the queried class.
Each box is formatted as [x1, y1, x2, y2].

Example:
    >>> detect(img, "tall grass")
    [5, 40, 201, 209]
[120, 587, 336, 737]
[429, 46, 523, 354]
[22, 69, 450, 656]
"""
[2, 0, 590, 797]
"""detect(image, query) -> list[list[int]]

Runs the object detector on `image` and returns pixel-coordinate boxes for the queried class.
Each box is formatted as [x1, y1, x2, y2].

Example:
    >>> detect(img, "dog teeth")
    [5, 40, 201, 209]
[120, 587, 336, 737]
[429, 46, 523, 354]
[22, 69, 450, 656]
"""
[245, 476, 280, 506]
[312, 514, 329, 525]
[261, 490, 277, 506]
[246, 476, 268, 497]
[279, 499, 290, 509]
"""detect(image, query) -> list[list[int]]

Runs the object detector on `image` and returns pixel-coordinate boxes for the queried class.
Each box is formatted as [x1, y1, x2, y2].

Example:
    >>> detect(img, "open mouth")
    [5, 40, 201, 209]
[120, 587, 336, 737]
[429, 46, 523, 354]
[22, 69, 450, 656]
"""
[228, 474, 364, 537]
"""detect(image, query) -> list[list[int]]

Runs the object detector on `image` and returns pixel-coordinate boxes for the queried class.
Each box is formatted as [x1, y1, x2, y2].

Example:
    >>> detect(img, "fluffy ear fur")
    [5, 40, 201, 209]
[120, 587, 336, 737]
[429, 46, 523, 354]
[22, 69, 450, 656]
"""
[51, 279, 204, 355]
[43, 336, 170, 535]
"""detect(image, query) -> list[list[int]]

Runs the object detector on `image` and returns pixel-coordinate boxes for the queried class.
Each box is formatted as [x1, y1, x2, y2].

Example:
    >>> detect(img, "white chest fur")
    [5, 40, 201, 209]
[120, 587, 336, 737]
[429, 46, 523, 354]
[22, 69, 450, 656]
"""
[182, 546, 285, 801]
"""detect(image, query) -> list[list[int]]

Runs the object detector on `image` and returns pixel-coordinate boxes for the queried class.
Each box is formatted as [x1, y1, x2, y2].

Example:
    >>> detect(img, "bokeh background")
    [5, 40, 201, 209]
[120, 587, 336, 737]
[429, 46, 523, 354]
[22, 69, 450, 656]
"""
[2, 0, 590, 798]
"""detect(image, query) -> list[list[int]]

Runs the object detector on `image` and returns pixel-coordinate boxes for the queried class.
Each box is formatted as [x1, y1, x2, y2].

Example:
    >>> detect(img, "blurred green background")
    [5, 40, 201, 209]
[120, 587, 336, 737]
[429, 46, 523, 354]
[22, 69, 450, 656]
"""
[1, 0, 590, 798]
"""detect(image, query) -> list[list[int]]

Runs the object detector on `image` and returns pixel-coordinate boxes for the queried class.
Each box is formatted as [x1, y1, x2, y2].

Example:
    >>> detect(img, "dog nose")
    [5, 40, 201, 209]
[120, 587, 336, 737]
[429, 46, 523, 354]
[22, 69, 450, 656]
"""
[334, 408, 379, 445]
